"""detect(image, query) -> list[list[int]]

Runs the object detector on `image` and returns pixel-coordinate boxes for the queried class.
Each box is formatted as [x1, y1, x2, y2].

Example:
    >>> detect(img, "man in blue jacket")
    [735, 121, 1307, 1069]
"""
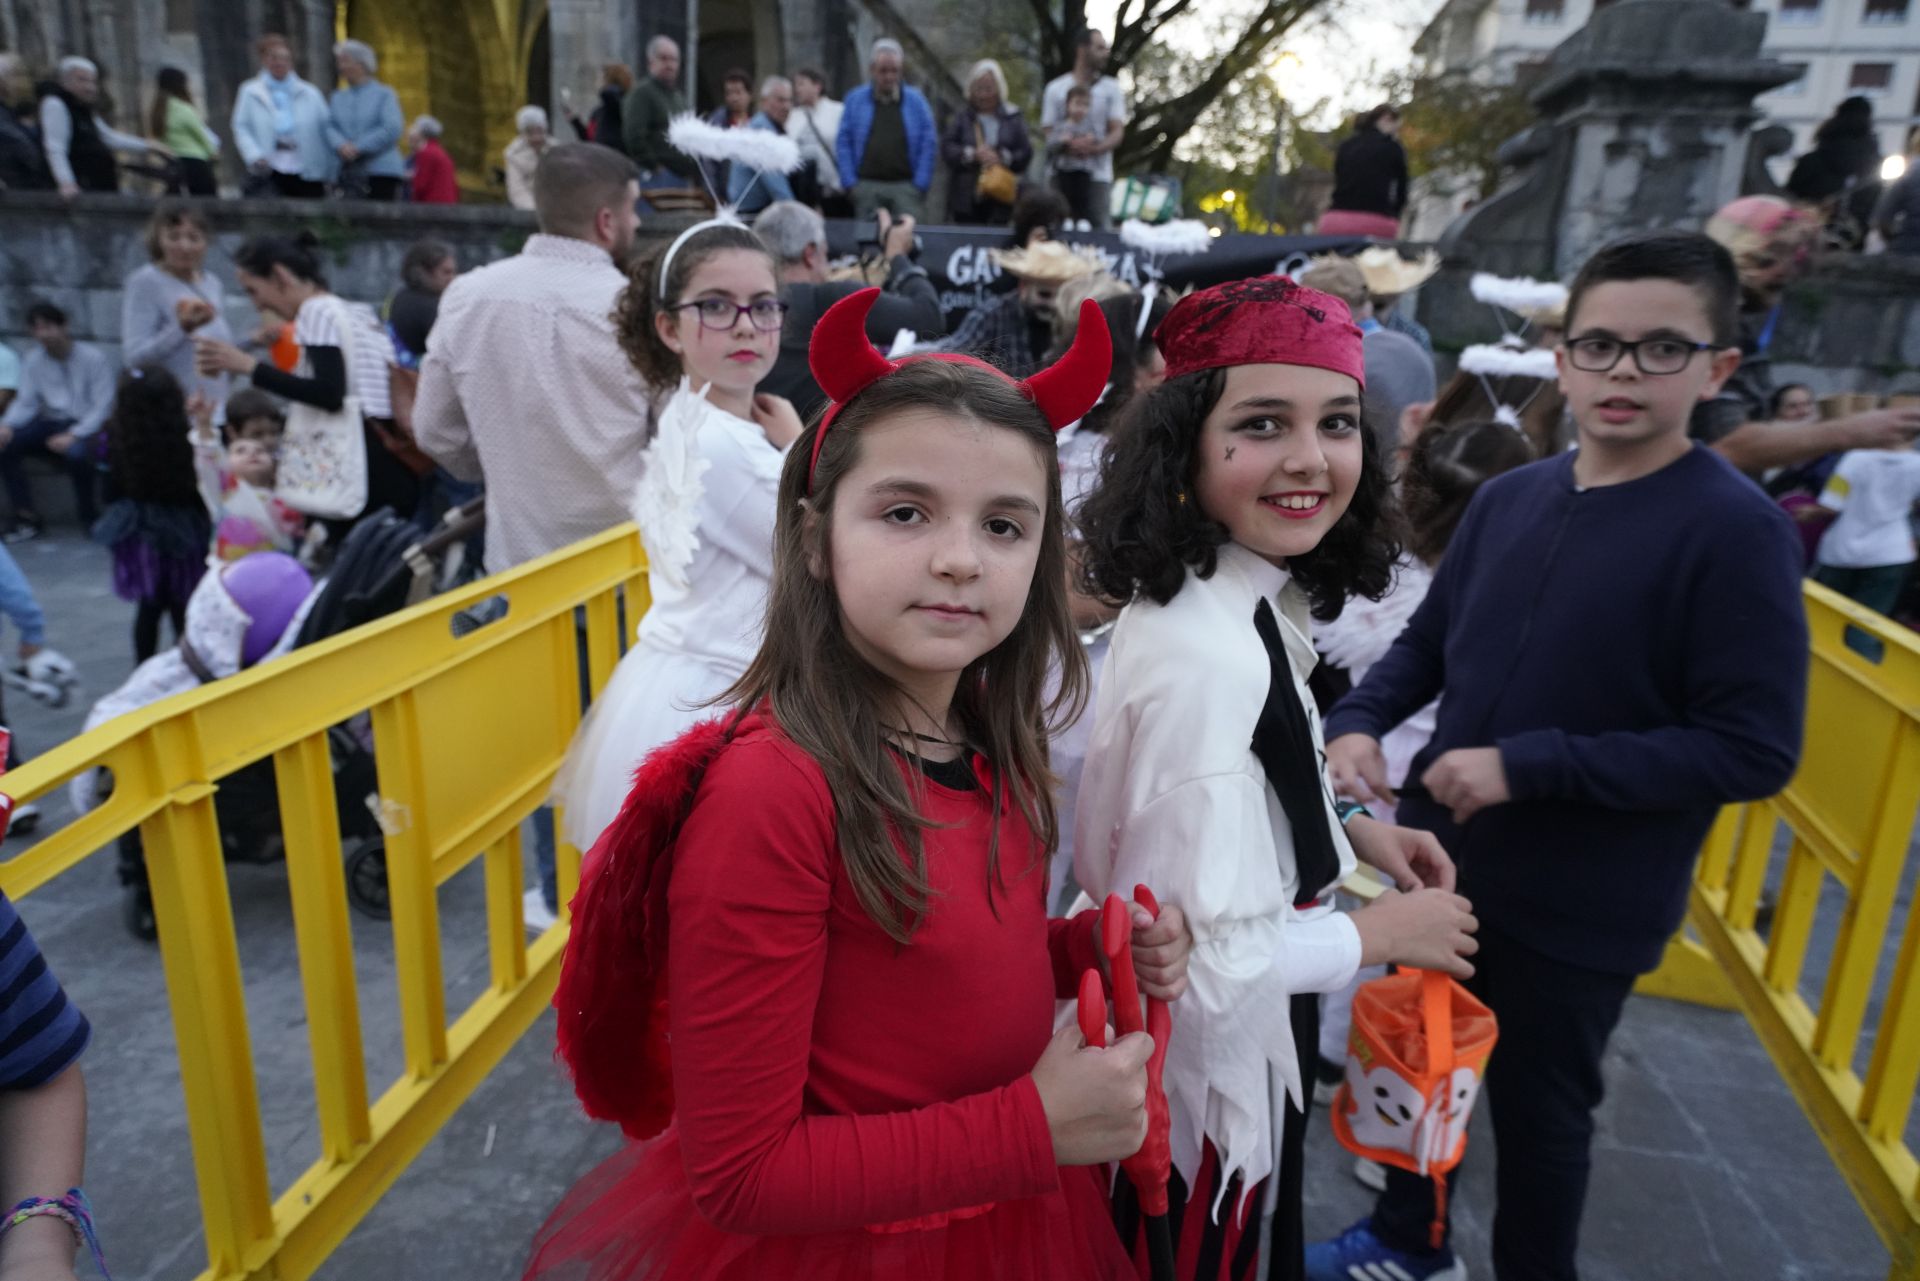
[1307, 231, 1810, 1281]
[834, 38, 935, 223]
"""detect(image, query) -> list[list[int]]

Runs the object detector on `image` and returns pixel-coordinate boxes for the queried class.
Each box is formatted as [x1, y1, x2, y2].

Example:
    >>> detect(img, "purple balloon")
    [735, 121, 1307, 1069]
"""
[223, 553, 313, 666]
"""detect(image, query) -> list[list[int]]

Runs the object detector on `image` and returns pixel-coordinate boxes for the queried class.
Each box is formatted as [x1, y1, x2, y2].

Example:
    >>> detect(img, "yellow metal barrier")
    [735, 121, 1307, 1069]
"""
[1647, 582, 1920, 1280]
[0, 525, 648, 1281]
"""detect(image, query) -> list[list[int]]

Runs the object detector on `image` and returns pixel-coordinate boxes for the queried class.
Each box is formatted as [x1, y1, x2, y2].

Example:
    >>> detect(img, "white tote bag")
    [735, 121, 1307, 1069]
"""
[275, 295, 369, 520]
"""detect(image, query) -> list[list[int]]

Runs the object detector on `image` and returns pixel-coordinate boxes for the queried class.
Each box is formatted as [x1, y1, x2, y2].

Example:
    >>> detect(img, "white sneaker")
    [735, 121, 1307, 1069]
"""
[5, 802, 39, 837]
[523, 886, 558, 933]
[1353, 1155, 1388, 1192]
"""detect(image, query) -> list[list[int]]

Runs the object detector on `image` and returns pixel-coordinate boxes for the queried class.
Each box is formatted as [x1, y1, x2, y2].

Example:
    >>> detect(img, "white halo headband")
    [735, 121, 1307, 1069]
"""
[658, 114, 803, 291]
[1120, 218, 1211, 340]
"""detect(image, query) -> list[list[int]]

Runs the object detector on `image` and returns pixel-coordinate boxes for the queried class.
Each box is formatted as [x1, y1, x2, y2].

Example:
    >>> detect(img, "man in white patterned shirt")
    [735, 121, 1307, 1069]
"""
[416, 142, 649, 928]
[417, 143, 649, 575]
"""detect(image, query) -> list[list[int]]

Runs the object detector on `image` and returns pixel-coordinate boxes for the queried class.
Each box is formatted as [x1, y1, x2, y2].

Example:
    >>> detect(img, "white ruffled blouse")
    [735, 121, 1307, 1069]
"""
[1071, 540, 1362, 1208]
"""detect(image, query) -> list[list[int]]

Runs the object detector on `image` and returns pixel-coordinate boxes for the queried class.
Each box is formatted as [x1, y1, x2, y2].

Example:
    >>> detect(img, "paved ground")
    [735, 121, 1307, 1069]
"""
[2, 529, 1896, 1280]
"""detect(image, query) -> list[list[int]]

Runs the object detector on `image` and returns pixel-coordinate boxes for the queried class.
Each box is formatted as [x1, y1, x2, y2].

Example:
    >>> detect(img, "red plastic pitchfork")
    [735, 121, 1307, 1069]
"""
[1077, 885, 1174, 1281]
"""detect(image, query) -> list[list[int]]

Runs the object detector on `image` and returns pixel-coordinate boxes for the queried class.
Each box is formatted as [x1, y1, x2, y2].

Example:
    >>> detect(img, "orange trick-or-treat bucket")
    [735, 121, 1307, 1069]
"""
[1331, 969, 1499, 1248]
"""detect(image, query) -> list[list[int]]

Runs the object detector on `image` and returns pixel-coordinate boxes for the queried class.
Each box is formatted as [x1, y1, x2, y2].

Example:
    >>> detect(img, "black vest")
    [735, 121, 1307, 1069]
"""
[36, 82, 117, 192]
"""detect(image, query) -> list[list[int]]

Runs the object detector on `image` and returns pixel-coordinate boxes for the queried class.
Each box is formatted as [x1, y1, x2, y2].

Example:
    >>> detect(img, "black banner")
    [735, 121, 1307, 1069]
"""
[823, 221, 1376, 334]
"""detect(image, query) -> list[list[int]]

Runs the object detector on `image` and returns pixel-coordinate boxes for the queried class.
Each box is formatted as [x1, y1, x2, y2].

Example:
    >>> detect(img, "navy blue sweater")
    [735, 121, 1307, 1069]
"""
[1326, 445, 1809, 974]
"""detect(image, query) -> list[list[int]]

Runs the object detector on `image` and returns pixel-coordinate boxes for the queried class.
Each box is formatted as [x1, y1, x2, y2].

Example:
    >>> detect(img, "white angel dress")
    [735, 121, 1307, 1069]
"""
[1046, 415, 1115, 909]
[553, 379, 786, 851]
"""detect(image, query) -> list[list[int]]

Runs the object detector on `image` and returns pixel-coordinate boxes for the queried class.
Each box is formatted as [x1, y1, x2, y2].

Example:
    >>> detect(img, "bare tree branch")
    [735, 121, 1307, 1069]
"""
[1116, 0, 1323, 171]
[1110, 0, 1201, 69]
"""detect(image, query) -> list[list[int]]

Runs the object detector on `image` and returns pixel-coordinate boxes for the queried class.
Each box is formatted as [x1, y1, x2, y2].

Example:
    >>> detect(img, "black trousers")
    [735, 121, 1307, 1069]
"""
[177, 157, 217, 196]
[1371, 923, 1635, 1281]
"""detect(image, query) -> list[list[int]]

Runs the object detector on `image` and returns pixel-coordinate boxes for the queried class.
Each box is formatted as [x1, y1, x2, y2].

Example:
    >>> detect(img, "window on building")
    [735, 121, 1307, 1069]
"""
[1863, 0, 1909, 22]
[1849, 61, 1894, 95]
[1773, 62, 1811, 96]
[1524, 0, 1566, 23]
[1778, 0, 1823, 23]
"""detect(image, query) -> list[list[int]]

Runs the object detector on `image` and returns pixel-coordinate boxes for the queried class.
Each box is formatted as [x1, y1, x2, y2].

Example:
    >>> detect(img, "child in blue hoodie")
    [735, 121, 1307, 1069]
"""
[1307, 231, 1809, 1281]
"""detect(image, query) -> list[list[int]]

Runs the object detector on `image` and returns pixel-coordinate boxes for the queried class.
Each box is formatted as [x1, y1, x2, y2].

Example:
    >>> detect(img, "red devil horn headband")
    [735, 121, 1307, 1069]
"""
[804, 288, 1113, 491]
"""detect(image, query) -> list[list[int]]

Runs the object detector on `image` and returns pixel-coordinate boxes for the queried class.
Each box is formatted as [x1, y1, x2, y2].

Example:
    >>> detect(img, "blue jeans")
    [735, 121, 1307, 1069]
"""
[527, 806, 557, 913]
[527, 607, 598, 913]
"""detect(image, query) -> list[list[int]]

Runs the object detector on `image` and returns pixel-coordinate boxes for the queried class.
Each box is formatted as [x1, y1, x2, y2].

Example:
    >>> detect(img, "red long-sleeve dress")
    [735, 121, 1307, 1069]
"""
[527, 717, 1134, 1280]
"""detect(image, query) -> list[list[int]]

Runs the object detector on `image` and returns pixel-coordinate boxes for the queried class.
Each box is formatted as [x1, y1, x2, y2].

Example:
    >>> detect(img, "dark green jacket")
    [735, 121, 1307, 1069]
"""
[622, 78, 696, 179]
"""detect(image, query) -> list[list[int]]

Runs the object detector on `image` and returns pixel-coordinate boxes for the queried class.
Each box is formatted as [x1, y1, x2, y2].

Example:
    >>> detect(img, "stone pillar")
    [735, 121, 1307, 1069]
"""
[548, 0, 631, 123]
[1538, 0, 1799, 278]
[1418, 0, 1800, 358]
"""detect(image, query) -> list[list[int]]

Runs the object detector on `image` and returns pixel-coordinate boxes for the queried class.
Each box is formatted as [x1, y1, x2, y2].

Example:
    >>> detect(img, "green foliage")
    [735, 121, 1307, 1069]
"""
[1379, 66, 1536, 201]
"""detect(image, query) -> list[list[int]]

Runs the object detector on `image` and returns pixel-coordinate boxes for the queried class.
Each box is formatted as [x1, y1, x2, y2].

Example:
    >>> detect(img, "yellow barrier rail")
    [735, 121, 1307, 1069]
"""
[0, 525, 648, 1281]
[1646, 582, 1920, 1280]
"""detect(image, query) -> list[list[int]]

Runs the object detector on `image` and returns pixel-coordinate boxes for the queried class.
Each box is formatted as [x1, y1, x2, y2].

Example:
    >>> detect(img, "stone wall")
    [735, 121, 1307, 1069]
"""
[0, 192, 535, 360]
[1770, 253, 1920, 399]
[0, 191, 700, 363]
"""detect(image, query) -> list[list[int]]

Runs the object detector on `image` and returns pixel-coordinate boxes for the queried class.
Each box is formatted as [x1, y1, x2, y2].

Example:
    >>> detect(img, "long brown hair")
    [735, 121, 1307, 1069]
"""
[721, 360, 1088, 942]
[615, 223, 776, 391]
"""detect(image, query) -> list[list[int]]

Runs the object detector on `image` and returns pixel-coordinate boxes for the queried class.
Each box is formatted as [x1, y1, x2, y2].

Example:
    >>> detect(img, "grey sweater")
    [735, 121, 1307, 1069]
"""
[120, 263, 234, 407]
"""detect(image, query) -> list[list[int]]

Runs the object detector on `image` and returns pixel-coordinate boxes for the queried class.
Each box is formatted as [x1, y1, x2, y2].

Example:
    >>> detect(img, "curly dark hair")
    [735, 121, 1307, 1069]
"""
[1400, 418, 1536, 566]
[106, 365, 201, 507]
[1077, 367, 1402, 619]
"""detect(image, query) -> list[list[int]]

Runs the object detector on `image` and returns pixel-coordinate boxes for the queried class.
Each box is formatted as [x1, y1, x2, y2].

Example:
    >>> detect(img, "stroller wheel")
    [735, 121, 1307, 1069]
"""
[346, 839, 390, 920]
[123, 883, 157, 942]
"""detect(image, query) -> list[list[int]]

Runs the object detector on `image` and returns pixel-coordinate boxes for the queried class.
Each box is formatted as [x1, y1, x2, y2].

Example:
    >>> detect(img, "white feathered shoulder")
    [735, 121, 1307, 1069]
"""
[1312, 557, 1434, 679]
[632, 379, 715, 592]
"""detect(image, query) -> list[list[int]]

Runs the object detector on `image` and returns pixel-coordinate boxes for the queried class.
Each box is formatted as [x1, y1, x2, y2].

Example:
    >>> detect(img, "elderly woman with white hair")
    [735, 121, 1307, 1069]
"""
[939, 57, 1032, 224]
[504, 104, 548, 209]
[36, 55, 171, 197]
[327, 39, 406, 200]
[407, 115, 458, 204]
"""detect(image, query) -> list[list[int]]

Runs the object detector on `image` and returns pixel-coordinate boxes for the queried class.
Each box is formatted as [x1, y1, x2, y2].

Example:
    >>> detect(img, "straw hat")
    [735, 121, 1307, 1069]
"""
[1354, 246, 1441, 297]
[992, 240, 1104, 283]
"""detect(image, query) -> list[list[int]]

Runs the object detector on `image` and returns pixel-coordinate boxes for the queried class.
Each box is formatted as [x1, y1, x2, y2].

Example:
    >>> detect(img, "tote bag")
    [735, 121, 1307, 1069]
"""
[276, 296, 369, 520]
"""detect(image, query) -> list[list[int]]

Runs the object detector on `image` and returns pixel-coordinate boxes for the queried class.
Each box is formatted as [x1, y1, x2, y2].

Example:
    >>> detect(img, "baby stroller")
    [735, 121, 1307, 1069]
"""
[79, 502, 486, 939]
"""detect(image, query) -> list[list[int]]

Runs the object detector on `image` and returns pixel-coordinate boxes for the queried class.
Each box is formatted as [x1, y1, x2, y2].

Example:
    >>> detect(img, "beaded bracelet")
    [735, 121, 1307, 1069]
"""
[1, 1188, 109, 1277]
[1335, 799, 1371, 827]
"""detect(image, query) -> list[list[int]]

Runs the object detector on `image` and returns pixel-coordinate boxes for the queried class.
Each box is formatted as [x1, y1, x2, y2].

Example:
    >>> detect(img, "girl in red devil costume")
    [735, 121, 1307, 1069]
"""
[526, 289, 1194, 1281]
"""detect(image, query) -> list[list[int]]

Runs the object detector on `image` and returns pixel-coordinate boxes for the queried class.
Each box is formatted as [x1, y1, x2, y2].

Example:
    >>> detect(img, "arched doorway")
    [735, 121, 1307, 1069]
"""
[337, 0, 535, 197]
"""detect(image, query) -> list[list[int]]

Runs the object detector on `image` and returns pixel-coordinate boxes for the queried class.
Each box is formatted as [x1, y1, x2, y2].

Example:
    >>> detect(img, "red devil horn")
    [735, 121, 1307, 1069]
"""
[1021, 298, 1113, 431]
[809, 287, 896, 404]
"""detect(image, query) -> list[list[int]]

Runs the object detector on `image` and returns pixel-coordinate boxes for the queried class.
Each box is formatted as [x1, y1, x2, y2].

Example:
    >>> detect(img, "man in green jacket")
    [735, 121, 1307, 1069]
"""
[623, 35, 698, 190]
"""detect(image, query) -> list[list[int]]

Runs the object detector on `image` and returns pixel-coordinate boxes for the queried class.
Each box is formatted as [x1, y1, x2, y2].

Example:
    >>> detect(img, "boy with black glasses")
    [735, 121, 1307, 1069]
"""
[1306, 230, 1811, 1281]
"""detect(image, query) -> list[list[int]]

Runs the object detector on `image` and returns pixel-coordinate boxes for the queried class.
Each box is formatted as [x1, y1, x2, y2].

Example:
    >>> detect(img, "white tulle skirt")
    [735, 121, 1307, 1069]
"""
[553, 640, 745, 852]
[1047, 628, 1111, 914]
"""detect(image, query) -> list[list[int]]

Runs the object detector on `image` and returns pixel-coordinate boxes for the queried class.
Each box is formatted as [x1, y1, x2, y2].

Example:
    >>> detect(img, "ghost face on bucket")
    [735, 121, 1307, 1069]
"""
[1343, 1058, 1429, 1157]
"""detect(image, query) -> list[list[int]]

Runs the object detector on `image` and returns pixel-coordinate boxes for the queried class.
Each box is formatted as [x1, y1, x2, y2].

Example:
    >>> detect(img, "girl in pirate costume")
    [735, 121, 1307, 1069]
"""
[555, 118, 808, 852]
[527, 290, 1194, 1280]
[1072, 277, 1480, 1281]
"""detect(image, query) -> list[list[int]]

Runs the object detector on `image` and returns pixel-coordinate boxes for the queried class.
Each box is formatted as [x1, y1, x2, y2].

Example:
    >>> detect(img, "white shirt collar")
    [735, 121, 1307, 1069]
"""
[1216, 539, 1292, 602]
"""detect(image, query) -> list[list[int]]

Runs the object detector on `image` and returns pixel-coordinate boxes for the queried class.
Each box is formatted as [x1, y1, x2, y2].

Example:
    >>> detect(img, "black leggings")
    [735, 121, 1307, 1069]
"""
[134, 596, 188, 663]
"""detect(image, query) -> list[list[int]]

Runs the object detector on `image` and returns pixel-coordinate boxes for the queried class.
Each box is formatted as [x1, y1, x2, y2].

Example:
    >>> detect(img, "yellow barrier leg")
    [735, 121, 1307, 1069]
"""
[142, 777, 275, 1277]
[370, 691, 450, 1077]
[1635, 927, 1739, 1010]
[275, 732, 373, 1164]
